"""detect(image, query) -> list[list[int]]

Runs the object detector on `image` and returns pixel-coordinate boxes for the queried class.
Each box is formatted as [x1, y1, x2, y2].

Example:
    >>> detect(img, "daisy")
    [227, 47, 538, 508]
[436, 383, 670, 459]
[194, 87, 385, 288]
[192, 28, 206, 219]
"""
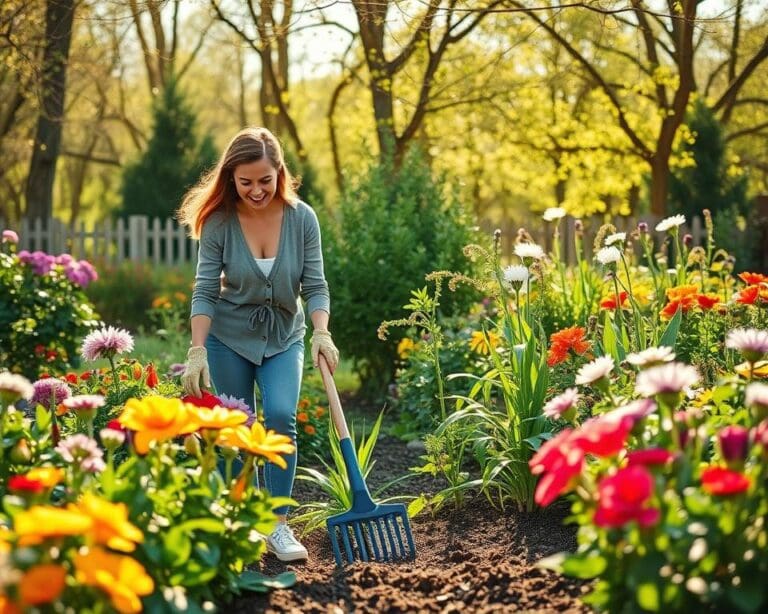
[543, 387, 580, 420]
[80, 326, 134, 362]
[604, 232, 626, 246]
[635, 362, 700, 397]
[0, 372, 33, 404]
[655, 214, 686, 233]
[514, 242, 545, 261]
[595, 246, 621, 266]
[542, 207, 566, 222]
[625, 346, 676, 368]
[575, 356, 615, 386]
[725, 328, 768, 363]
[503, 264, 529, 288]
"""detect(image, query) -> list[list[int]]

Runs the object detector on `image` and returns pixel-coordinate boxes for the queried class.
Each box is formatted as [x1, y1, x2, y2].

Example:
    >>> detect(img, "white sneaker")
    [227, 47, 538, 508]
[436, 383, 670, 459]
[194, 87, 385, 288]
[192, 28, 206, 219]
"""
[266, 523, 308, 562]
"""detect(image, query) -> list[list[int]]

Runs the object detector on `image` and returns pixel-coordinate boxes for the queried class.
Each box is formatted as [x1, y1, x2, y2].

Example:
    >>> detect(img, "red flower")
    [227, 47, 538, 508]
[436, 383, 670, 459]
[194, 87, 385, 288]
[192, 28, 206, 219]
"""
[80, 370, 92, 381]
[594, 465, 660, 528]
[600, 292, 628, 310]
[106, 419, 126, 433]
[696, 294, 720, 310]
[626, 448, 676, 467]
[573, 413, 633, 458]
[64, 373, 79, 384]
[8, 475, 44, 494]
[735, 285, 760, 305]
[660, 297, 695, 320]
[145, 363, 159, 389]
[547, 326, 591, 367]
[182, 390, 222, 409]
[738, 272, 768, 285]
[529, 429, 585, 506]
[700, 466, 751, 495]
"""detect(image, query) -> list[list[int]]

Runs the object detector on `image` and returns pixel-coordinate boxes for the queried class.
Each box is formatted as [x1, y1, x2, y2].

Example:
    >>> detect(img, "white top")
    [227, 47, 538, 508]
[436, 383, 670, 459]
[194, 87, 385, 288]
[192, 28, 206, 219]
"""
[254, 257, 275, 277]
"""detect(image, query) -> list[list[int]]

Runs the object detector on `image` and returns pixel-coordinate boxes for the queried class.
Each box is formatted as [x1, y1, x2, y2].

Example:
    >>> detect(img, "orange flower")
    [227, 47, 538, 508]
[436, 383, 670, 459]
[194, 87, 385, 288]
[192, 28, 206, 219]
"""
[14, 505, 93, 545]
[738, 272, 768, 285]
[131, 362, 143, 380]
[660, 297, 695, 320]
[144, 363, 159, 388]
[118, 396, 199, 454]
[297, 398, 311, 410]
[0, 596, 20, 614]
[73, 493, 144, 553]
[24, 467, 64, 488]
[696, 293, 720, 310]
[297, 412, 309, 423]
[735, 285, 768, 305]
[469, 330, 500, 355]
[314, 406, 326, 418]
[74, 546, 154, 613]
[666, 284, 698, 302]
[600, 292, 628, 310]
[547, 326, 591, 367]
[19, 564, 66, 605]
[56, 402, 68, 416]
[304, 424, 316, 436]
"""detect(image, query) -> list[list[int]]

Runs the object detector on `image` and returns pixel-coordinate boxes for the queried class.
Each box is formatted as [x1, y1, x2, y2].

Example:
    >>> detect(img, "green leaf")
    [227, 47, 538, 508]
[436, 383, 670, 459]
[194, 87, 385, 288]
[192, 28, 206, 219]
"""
[407, 494, 428, 518]
[35, 404, 50, 430]
[237, 570, 296, 593]
[637, 582, 660, 611]
[561, 551, 607, 579]
[163, 526, 192, 566]
[658, 307, 682, 348]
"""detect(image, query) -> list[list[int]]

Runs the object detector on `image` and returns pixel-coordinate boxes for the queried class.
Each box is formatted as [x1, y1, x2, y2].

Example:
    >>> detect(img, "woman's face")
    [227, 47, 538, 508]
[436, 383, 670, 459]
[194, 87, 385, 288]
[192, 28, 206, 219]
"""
[233, 158, 280, 210]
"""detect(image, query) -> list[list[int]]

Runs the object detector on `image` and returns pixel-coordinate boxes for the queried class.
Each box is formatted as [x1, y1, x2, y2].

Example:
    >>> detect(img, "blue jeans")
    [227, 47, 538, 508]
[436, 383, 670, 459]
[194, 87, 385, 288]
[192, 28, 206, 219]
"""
[205, 334, 303, 515]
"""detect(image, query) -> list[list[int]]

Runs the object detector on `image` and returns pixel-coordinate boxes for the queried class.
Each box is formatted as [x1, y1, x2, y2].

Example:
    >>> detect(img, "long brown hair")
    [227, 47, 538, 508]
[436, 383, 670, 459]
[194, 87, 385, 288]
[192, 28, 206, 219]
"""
[177, 127, 300, 238]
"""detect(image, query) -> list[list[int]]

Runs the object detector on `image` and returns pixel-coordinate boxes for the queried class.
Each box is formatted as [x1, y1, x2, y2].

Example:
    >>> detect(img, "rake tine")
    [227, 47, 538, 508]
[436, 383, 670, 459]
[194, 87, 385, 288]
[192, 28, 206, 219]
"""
[366, 520, 382, 561]
[397, 511, 416, 558]
[382, 514, 399, 558]
[340, 524, 355, 564]
[374, 518, 390, 561]
[353, 522, 369, 561]
[329, 527, 343, 566]
[388, 514, 407, 559]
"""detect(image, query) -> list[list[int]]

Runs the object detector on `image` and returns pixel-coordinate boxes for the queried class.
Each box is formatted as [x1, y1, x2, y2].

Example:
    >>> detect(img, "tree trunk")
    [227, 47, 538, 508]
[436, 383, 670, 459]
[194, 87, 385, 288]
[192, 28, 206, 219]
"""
[25, 0, 75, 221]
[649, 155, 670, 217]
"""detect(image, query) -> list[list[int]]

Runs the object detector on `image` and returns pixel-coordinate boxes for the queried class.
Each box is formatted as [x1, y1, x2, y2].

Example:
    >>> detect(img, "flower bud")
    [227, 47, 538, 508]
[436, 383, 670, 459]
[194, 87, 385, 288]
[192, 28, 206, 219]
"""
[637, 222, 648, 234]
[683, 233, 693, 248]
[99, 427, 126, 451]
[10, 438, 32, 464]
[718, 425, 750, 466]
[184, 434, 202, 458]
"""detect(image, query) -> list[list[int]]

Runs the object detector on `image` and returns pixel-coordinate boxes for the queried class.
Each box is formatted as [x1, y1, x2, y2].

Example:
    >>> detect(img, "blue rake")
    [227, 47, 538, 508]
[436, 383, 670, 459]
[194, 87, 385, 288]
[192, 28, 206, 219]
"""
[318, 357, 416, 566]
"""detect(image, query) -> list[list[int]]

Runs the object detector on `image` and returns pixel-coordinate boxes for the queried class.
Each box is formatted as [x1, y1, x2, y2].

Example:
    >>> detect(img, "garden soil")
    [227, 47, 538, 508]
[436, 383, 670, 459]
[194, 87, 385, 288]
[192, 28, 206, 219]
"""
[234, 405, 589, 613]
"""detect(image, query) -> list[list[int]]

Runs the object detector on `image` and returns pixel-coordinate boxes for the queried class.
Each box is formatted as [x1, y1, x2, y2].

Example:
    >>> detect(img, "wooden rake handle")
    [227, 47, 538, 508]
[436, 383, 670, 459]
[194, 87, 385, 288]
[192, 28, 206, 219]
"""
[317, 354, 350, 440]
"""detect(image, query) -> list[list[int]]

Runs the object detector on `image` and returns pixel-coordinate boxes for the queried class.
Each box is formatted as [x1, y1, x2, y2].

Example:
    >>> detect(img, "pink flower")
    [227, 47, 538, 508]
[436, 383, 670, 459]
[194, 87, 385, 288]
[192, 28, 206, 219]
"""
[30, 378, 72, 408]
[55, 434, 106, 473]
[745, 383, 768, 413]
[634, 362, 700, 397]
[626, 448, 676, 467]
[543, 388, 580, 420]
[717, 425, 750, 464]
[572, 413, 633, 457]
[529, 429, 585, 506]
[725, 328, 768, 363]
[700, 466, 750, 496]
[0, 371, 34, 403]
[62, 395, 105, 411]
[80, 326, 134, 361]
[609, 398, 657, 424]
[625, 346, 675, 368]
[2, 229, 18, 244]
[594, 465, 660, 528]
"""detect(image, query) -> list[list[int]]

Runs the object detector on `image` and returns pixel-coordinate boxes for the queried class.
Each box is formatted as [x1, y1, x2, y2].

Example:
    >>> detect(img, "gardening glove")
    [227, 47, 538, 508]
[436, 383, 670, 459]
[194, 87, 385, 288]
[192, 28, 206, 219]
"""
[311, 330, 339, 372]
[181, 346, 210, 398]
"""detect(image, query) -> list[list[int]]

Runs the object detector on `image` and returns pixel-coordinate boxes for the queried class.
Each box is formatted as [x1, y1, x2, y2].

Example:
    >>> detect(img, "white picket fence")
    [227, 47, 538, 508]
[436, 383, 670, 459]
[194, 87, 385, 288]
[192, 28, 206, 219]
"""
[2, 212, 716, 267]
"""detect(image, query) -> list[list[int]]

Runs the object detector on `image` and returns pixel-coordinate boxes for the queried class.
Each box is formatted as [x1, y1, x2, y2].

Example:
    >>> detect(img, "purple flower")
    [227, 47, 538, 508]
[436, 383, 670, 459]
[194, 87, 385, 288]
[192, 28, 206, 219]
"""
[18, 250, 56, 275]
[2, 230, 18, 244]
[30, 378, 72, 408]
[635, 363, 700, 398]
[58, 256, 98, 288]
[55, 434, 106, 473]
[543, 387, 580, 420]
[216, 394, 255, 425]
[80, 326, 134, 361]
[718, 425, 750, 464]
[167, 363, 187, 378]
[0, 371, 33, 404]
[725, 328, 768, 363]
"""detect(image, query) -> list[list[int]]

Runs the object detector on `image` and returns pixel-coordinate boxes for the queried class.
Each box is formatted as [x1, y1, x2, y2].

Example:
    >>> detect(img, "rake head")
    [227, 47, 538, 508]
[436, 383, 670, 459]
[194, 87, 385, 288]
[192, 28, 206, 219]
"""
[327, 502, 416, 566]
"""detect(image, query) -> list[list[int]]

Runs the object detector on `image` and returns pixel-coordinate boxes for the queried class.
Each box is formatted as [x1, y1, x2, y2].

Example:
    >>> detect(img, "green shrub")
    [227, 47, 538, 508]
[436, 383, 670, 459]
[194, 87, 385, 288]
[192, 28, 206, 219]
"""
[322, 147, 481, 398]
[0, 241, 100, 378]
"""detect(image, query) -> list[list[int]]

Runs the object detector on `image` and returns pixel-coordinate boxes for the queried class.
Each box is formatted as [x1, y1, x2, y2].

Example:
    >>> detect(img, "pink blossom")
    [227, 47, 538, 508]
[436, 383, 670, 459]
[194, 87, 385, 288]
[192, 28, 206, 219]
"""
[543, 388, 580, 420]
[80, 326, 134, 361]
[717, 425, 750, 463]
[30, 378, 72, 408]
[634, 362, 700, 397]
[55, 434, 106, 473]
[2, 229, 18, 244]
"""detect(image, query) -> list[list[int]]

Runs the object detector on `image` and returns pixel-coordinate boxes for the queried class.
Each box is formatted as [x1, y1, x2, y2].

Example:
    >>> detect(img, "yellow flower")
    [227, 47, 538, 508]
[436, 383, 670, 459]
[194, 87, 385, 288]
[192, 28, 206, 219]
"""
[469, 330, 500, 355]
[74, 546, 154, 614]
[186, 405, 249, 432]
[217, 422, 295, 469]
[19, 564, 66, 606]
[73, 493, 144, 553]
[14, 506, 93, 545]
[397, 337, 416, 359]
[24, 467, 64, 488]
[118, 396, 199, 454]
[630, 283, 654, 306]
[666, 284, 698, 301]
[735, 360, 768, 379]
[0, 525, 12, 553]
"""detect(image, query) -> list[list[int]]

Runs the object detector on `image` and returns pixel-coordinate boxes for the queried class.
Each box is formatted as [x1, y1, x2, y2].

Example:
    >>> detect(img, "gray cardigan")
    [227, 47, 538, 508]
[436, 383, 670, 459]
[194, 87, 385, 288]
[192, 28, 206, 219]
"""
[190, 201, 330, 365]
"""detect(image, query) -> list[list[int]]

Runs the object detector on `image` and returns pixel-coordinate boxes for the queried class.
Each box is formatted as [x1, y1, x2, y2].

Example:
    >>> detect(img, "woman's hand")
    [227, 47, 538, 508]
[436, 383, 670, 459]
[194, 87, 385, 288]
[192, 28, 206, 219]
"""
[310, 330, 339, 372]
[181, 346, 211, 397]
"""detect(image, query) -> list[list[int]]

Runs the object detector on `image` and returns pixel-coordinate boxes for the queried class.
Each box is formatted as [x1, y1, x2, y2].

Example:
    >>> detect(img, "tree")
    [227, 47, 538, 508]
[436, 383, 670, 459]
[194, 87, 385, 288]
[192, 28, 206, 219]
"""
[120, 80, 217, 219]
[25, 0, 76, 221]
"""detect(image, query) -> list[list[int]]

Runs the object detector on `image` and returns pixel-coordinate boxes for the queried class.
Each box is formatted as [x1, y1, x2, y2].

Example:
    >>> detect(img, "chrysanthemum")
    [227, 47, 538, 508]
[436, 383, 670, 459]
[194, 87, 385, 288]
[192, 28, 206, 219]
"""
[81, 326, 134, 362]
[503, 264, 529, 288]
[655, 214, 686, 232]
[0, 371, 34, 404]
[626, 346, 676, 368]
[543, 387, 580, 420]
[575, 356, 615, 386]
[55, 434, 106, 473]
[542, 207, 566, 222]
[725, 328, 768, 363]
[635, 362, 700, 397]
[604, 232, 626, 246]
[595, 246, 621, 266]
[514, 242, 545, 261]
[30, 378, 72, 408]
[547, 326, 591, 367]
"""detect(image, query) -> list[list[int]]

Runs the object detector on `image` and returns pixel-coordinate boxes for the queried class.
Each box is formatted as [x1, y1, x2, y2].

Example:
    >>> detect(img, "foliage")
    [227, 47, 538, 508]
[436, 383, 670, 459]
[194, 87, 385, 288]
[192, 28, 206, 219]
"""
[323, 147, 481, 398]
[120, 79, 217, 220]
[0, 239, 100, 379]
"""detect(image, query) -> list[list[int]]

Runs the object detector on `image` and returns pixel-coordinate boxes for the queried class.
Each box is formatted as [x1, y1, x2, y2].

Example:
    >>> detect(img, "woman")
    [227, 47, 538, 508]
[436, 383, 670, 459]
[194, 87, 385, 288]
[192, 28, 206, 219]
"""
[178, 127, 339, 562]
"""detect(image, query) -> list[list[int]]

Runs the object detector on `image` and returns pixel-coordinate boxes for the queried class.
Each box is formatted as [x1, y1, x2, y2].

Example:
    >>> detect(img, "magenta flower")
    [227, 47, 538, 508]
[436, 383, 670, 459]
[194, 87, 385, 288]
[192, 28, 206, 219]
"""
[18, 250, 56, 275]
[634, 363, 700, 398]
[30, 378, 72, 408]
[725, 328, 768, 363]
[2, 229, 18, 244]
[80, 326, 134, 361]
[59, 257, 99, 288]
[55, 434, 106, 473]
[718, 425, 750, 464]
[543, 388, 580, 421]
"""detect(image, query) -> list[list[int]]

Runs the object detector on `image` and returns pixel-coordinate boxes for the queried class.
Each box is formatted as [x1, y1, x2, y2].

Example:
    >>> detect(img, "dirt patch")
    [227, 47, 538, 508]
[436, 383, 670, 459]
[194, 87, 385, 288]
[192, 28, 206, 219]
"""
[232, 435, 589, 613]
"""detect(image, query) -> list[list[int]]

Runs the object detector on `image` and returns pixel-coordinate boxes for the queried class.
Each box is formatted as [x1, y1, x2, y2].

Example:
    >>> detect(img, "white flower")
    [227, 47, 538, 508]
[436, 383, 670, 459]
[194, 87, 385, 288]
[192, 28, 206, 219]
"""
[0, 371, 34, 404]
[595, 246, 621, 265]
[503, 264, 529, 287]
[604, 232, 626, 246]
[514, 242, 545, 261]
[725, 328, 768, 359]
[542, 207, 566, 222]
[626, 346, 676, 368]
[543, 387, 580, 419]
[575, 356, 615, 386]
[655, 214, 686, 232]
[635, 362, 700, 397]
[745, 383, 768, 410]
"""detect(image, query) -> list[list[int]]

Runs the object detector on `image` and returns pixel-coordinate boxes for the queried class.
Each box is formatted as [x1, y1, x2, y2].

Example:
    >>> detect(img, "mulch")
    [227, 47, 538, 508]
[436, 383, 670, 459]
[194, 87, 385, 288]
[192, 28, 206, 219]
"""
[231, 426, 590, 613]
